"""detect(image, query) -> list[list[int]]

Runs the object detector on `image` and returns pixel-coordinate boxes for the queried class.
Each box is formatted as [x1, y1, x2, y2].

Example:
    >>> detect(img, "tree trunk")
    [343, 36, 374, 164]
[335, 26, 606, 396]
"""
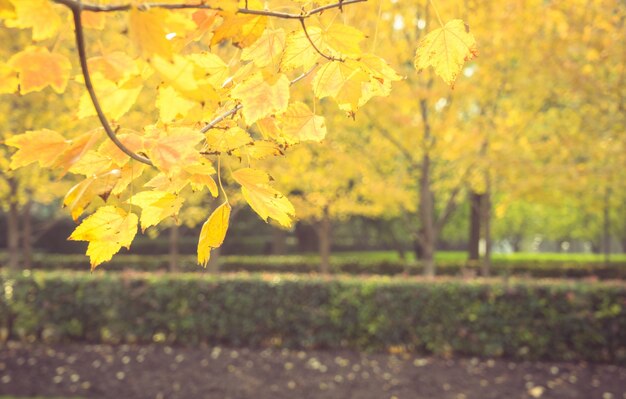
[168, 224, 179, 272]
[21, 200, 33, 269]
[418, 97, 437, 277]
[468, 191, 482, 262]
[603, 187, 611, 266]
[6, 178, 20, 270]
[481, 185, 492, 276]
[271, 227, 287, 255]
[207, 247, 221, 274]
[317, 207, 332, 274]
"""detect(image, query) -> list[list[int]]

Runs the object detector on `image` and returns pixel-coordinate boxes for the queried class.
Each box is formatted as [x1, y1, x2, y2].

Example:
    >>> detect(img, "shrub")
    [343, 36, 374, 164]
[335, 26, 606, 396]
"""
[1, 271, 625, 363]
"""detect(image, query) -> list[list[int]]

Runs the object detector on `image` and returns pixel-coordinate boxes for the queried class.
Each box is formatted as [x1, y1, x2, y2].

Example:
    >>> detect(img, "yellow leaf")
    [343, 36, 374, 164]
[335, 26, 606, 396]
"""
[232, 168, 295, 227]
[146, 128, 204, 174]
[69, 206, 138, 269]
[414, 19, 478, 86]
[54, 129, 102, 175]
[82, 11, 106, 30]
[87, 52, 139, 82]
[181, 159, 218, 195]
[111, 163, 146, 196]
[231, 72, 290, 125]
[63, 171, 120, 220]
[312, 60, 370, 112]
[189, 52, 230, 90]
[233, 141, 283, 160]
[280, 101, 327, 143]
[197, 202, 231, 267]
[68, 151, 112, 177]
[6, 129, 69, 169]
[205, 126, 252, 153]
[128, 190, 184, 231]
[78, 75, 143, 120]
[0, 63, 17, 94]
[211, 13, 266, 48]
[98, 132, 145, 166]
[8, 47, 71, 94]
[0, 0, 16, 19]
[280, 27, 323, 71]
[5, 0, 61, 41]
[241, 28, 286, 68]
[322, 23, 365, 57]
[150, 54, 198, 93]
[157, 85, 197, 122]
[129, 8, 172, 58]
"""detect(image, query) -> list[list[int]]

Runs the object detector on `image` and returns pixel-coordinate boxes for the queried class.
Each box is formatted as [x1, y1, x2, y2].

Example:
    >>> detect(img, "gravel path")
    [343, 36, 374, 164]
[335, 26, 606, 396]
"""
[1, 342, 625, 399]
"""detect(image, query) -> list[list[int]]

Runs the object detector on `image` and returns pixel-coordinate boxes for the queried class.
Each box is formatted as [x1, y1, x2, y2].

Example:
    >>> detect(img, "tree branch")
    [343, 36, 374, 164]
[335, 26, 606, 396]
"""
[299, 19, 343, 62]
[52, 0, 366, 18]
[70, 6, 153, 165]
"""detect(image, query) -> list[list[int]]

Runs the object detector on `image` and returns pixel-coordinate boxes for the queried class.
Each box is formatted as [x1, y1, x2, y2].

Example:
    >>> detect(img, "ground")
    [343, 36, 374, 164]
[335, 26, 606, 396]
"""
[1, 342, 625, 399]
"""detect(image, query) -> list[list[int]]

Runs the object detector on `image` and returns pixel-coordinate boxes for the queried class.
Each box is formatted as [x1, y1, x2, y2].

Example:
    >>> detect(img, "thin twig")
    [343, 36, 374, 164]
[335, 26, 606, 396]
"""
[299, 19, 342, 62]
[201, 65, 319, 133]
[69, 4, 153, 165]
[51, 0, 366, 18]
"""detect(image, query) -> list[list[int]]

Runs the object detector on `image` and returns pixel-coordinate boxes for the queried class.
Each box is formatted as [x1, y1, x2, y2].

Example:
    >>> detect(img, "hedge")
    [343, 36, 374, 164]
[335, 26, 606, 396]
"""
[1, 271, 625, 363]
[6, 253, 626, 279]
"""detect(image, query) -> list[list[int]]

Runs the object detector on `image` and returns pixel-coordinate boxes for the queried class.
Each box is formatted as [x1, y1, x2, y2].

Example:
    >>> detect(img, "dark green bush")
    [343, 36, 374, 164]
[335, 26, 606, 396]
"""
[1, 270, 625, 363]
[8, 253, 626, 279]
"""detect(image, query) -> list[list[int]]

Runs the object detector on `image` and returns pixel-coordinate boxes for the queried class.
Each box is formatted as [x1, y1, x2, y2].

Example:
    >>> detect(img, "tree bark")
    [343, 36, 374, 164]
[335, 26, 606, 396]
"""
[21, 200, 33, 269]
[418, 97, 436, 277]
[603, 187, 611, 266]
[168, 224, 179, 272]
[6, 178, 20, 270]
[271, 227, 287, 255]
[481, 185, 492, 276]
[207, 246, 221, 274]
[317, 207, 332, 274]
[468, 191, 482, 262]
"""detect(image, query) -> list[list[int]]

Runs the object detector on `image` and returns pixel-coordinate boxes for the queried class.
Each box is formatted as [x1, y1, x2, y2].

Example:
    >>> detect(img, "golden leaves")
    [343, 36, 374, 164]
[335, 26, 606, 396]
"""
[0, 63, 17, 94]
[197, 202, 231, 267]
[414, 19, 478, 86]
[4, 0, 61, 41]
[128, 190, 184, 232]
[6, 130, 69, 169]
[280, 102, 327, 143]
[128, 8, 173, 58]
[232, 168, 295, 227]
[69, 206, 138, 269]
[8, 47, 71, 94]
[231, 72, 290, 125]
[146, 128, 204, 174]
[241, 28, 286, 68]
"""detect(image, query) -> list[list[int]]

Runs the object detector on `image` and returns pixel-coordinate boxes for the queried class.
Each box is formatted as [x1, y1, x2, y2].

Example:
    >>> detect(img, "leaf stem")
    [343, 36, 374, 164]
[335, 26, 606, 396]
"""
[428, 0, 445, 28]
[217, 155, 229, 204]
[69, 5, 153, 166]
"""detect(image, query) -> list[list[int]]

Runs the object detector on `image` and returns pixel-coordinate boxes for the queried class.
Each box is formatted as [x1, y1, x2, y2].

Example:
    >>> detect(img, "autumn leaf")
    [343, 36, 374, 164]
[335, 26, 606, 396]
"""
[231, 72, 290, 125]
[232, 168, 295, 227]
[241, 28, 286, 68]
[63, 171, 120, 220]
[414, 19, 478, 86]
[280, 102, 327, 143]
[128, 190, 184, 231]
[146, 127, 204, 174]
[8, 47, 71, 94]
[69, 206, 138, 269]
[77, 75, 143, 120]
[211, 12, 266, 48]
[6, 129, 69, 169]
[4, 0, 61, 41]
[313, 60, 370, 112]
[129, 8, 172, 58]
[0, 63, 17, 94]
[280, 27, 324, 71]
[205, 126, 252, 153]
[197, 202, 231, 267]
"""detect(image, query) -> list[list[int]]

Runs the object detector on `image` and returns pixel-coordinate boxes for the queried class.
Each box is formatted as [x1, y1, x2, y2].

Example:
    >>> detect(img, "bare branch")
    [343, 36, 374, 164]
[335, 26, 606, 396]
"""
[299, 19, 343, 62]
[52, 0, 366, 18]
[201, 65, 319, 133]
[70, 7, 153, 166]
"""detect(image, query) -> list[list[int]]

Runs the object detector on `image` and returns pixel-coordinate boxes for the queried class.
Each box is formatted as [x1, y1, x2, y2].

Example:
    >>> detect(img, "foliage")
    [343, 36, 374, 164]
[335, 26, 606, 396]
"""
[2, 270, 625, 363]
[0, 0, 476, 269]
[5, 253, 626, 279]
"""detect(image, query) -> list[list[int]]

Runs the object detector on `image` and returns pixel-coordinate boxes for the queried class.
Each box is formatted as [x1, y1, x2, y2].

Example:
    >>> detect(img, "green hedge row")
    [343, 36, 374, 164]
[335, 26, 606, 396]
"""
[8, 253, 626, 279]
[1, 271, 625, 363]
